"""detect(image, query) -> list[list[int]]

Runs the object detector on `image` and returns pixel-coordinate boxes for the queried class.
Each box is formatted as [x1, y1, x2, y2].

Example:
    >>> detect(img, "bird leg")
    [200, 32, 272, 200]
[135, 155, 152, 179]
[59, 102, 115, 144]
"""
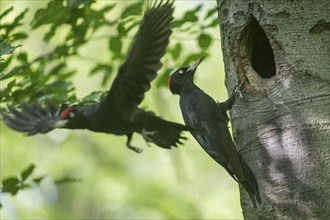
[142, 129, 156, 141]
[142, 129, 157, 147]
[126, 134, 143, 153]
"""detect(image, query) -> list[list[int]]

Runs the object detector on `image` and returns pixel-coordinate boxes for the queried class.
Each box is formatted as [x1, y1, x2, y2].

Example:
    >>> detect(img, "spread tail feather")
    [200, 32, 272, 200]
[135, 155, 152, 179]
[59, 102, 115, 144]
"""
[239, 155, 261, 208]
[142, 121, 189, 149]
[132, 110, 191, 149]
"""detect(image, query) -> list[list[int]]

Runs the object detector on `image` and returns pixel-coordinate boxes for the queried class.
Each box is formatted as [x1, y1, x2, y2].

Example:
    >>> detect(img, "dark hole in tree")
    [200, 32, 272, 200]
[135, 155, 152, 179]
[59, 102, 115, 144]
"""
[245, 17, 276, 78]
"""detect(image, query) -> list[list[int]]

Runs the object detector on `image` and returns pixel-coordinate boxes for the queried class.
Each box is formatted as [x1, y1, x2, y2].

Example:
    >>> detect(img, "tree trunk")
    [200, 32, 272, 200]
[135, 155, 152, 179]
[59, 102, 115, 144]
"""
[216, 0, 330, 219]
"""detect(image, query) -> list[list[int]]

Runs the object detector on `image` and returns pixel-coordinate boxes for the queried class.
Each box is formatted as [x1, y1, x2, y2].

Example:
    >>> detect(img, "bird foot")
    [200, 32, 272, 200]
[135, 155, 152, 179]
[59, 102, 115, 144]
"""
[235, 78, 246, 99]
[127, 145, 143, 153]
[142, 129, 156, 142]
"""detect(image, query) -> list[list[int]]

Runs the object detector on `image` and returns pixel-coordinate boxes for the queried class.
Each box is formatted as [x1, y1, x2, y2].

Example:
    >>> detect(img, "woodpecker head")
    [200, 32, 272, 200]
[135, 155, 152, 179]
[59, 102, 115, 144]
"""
[168, 56, 204, 95]
[56, 104, 86, 129]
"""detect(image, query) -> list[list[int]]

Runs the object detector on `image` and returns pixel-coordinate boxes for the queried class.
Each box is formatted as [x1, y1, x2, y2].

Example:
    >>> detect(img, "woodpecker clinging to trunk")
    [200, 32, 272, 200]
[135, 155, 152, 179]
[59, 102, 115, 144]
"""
[168, 56, 261, 208]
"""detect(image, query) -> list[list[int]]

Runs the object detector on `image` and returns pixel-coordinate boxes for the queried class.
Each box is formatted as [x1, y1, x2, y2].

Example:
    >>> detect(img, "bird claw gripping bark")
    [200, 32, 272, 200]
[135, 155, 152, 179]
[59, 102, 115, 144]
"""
[234, 78, 246, 99]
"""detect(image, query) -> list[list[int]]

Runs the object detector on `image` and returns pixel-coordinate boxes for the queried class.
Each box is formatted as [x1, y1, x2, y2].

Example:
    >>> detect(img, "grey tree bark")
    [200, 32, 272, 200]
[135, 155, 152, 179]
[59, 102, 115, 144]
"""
[216, 0, 330, 219]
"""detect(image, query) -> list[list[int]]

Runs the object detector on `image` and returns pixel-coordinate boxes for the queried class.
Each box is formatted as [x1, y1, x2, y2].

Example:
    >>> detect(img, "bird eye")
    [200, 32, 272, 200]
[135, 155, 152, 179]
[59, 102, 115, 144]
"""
[179, 70, 184, 74]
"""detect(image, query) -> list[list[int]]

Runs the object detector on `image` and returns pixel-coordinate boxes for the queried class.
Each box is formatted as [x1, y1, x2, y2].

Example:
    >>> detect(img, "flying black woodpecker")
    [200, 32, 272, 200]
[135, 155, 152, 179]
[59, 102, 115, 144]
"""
[168, 57, 261, 208]
[1, 0, 191, 153]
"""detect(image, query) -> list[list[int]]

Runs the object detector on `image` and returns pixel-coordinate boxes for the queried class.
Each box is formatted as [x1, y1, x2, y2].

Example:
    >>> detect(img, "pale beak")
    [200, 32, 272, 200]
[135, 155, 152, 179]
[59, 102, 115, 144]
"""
[186, 56, 205, 72]
[53, 120, 68, 128]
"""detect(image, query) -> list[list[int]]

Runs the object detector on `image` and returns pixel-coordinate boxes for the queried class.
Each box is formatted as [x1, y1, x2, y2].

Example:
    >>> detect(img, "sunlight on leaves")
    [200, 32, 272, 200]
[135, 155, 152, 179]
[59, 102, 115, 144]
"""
[0, 40, 21, 60]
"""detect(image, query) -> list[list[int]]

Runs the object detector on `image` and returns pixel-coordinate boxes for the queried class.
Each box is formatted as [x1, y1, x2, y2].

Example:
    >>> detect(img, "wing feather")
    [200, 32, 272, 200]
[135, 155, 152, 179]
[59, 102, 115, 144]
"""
[105, 0, 174, 114]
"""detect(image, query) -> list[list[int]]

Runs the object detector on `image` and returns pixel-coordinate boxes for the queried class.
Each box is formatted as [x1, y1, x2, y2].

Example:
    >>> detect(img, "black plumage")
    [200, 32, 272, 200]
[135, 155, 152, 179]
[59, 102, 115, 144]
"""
[1, 0, 190, 153]
[168, 57, 261, 208]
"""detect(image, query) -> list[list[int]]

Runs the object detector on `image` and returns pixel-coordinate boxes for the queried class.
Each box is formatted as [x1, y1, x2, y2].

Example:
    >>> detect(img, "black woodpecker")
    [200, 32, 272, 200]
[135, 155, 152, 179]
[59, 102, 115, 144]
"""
[168, 56, 261, 208]
[1, 0, 191, 153]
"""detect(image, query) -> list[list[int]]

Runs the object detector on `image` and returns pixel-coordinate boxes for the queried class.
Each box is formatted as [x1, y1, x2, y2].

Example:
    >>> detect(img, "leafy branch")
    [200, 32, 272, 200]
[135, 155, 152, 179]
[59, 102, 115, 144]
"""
[1, 164, 80, 209]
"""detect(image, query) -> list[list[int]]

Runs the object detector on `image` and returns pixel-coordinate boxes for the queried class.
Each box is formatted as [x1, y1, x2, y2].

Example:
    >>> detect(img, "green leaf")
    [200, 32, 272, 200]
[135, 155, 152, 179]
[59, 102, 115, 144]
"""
[0, 6, 13, 20]
[205, 18, 218, 28]
[48, 63, 66, 76]
[90, 64, 113, 86]
[2, 79, 17, 97]
[2, 177, 20, 195]
[124, 20, 140, 36]
[172, 4, 203, 28]
[88, 4, 116, 31]
[70, 23, 89, 43]
[81, 91, 106, 104]
[19, 183, 32, 190]
[31, 1, 66, 29]
[204, 7, 217, 20]
[67, 0, 92, 10]
[100, 3, 116, 13]
[198, 33, 212, 50]
[2, 9, 28, 36]
[183, 11, 198, 23]
[21, 164, 36, 181]
[121, 2, 143, 18]
[55, 45, 70, 56]
[0, 41, 21, 60]
[184, 4, 203, 23]
[11, 32, 28, 40]
[90, 64, 111, 76]
[101, 66, 113, 86]
[117, 22, 127, 36]
[170, 43, 182, 60]
[17, 52, 28, 63]
[45, 27, 59, 42]
[109, 37, 122, 55]
[0, 66, 23, 81]
[33, 176, 46, 184]
[55, 177, 81, 185]
[0, 55, 13, 69]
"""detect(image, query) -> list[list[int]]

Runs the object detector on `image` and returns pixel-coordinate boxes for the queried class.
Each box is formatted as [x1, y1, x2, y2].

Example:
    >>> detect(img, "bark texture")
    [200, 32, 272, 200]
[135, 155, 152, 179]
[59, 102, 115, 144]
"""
[216, 0, 330, 219]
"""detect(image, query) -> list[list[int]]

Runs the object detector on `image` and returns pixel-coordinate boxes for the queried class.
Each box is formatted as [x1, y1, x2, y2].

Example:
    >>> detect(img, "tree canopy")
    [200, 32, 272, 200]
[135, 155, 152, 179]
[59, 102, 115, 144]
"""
[1, 0, 217, 105]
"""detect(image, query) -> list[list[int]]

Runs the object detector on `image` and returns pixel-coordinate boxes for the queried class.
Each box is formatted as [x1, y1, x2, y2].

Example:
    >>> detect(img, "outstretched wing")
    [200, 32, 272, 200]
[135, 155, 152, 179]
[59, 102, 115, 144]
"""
[1, 103, 60, 135]
[105, 0, 174, 114]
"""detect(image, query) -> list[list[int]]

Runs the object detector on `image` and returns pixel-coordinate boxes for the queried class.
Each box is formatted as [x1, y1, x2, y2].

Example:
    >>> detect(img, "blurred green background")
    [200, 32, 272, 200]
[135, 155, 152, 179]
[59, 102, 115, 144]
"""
[0, 0, 243, 219]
